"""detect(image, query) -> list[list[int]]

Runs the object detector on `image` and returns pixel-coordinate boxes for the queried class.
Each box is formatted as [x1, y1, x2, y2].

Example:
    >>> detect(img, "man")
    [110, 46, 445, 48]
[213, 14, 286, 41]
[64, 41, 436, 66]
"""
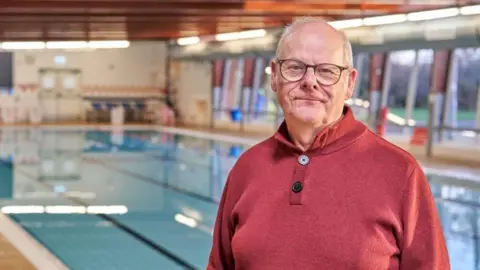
[207, 17, 450, 270]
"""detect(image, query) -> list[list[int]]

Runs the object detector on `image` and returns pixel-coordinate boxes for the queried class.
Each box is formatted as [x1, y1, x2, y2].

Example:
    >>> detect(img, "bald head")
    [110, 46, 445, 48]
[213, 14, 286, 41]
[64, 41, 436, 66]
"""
[276, 17, 353, 67]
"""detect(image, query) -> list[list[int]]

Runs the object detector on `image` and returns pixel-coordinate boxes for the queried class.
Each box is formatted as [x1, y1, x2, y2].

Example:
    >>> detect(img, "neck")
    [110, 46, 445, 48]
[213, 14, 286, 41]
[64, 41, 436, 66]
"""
[286, 121, 321, 152]
[286, 113, 344, 152]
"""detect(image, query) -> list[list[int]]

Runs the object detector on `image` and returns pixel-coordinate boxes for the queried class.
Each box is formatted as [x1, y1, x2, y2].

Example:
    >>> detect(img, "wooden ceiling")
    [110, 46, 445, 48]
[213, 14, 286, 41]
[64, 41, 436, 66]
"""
[0, 0, 477, 41]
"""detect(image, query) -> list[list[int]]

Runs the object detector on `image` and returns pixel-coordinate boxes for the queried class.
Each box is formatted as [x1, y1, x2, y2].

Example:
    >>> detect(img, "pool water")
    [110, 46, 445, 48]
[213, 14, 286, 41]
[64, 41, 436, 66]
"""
[0, 127, 478, 270]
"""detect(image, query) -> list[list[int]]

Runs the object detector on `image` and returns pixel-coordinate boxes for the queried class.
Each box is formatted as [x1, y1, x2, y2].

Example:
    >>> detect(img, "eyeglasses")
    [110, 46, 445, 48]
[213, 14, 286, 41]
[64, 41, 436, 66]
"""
[276, 59, 349, 86]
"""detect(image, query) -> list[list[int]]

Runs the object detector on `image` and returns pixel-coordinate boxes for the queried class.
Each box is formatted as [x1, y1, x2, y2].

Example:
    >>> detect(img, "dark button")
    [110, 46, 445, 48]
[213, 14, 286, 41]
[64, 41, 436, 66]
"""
[292, 181, 303, 193]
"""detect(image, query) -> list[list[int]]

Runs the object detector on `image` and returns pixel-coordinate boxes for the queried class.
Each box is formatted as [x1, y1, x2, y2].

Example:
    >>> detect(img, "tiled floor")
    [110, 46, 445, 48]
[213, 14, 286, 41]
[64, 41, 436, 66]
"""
[0, 234, 35, 270]
[0, 125, 479, 269]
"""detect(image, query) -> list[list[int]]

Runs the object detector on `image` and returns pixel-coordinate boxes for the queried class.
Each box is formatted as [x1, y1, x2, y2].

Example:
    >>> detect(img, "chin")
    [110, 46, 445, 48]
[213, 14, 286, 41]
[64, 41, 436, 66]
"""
[300, 115, 325, 124]
[292, 112, 326, 125]
[293, 106, 325, 122]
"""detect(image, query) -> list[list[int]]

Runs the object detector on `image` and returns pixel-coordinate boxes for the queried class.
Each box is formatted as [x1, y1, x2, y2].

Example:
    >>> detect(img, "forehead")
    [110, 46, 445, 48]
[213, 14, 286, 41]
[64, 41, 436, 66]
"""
[279, 24, 344, 64]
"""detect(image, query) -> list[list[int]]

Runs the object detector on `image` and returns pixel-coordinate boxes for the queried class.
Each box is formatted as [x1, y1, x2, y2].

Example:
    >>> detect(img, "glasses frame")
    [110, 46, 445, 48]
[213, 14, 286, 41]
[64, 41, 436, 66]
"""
[276, 59, 349, 86]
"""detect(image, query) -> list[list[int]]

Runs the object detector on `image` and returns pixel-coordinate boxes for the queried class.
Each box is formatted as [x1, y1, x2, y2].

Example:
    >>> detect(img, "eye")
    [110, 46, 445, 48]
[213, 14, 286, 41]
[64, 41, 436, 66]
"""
[289, 65, 303, 70]
[319, 68, 335, 74]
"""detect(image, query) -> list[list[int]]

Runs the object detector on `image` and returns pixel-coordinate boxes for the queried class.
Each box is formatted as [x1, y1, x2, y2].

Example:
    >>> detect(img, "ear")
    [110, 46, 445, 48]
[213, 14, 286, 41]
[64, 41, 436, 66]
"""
[345, 68, 357, 100]
[270, 60, 278, 92]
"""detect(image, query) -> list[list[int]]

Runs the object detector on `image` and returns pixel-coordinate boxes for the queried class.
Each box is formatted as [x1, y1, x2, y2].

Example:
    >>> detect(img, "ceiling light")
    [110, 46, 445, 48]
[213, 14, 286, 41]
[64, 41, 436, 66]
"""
[1, 42, 45, 50]
[407, 8, 459, 22]
[460, 5, 480, 15]
[177, 36, 200, 46]
[363, 14, 407, 26]
[328, 19, 363, 29]
[215, 29, 266, 41]
[88, 40, 130, 48]
[46, 41, 88, 49]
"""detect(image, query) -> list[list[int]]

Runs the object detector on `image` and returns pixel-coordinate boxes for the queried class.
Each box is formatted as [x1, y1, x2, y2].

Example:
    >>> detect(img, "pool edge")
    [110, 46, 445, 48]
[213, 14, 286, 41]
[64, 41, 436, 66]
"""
[0, 213, 70, 270]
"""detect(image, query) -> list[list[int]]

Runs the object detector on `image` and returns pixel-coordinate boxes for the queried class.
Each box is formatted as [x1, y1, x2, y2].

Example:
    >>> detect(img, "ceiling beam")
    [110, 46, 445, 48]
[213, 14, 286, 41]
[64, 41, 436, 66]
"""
[0, 1, 243, 9]
[6, 0, 452, 12]
[0, 10, 353, 18]
[0, 16, 293, 22]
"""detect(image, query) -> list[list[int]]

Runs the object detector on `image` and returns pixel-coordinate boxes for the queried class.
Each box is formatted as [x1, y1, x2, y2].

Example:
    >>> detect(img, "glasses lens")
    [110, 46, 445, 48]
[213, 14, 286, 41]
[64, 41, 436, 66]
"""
[315, 64, 341, 85]
[280, 60, 306, 81]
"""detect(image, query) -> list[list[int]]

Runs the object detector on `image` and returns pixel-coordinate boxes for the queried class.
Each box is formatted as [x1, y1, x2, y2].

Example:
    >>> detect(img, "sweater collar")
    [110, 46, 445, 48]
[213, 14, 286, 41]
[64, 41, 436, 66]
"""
[273, 105, 366, 154]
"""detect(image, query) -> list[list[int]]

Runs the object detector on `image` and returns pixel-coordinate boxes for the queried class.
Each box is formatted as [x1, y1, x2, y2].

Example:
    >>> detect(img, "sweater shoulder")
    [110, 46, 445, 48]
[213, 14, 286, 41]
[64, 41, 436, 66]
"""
[356, 130, 422, 187]
[363, 129, 419, 167]
[353, 130, 424, 200]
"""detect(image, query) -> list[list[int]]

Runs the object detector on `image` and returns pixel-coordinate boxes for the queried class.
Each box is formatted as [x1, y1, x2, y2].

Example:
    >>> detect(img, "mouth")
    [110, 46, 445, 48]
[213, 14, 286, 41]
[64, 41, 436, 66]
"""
[294, 97, 327, 102]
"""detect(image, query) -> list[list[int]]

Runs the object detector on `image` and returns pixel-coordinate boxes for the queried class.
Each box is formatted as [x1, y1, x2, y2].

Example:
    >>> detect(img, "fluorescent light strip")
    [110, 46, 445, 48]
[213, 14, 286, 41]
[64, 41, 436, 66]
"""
[1, 42, 45, 50]
[330, 5, 479, 30]
[329, 19, 363, 29]
[177, 36, 200, 46]
[172, 4, 480, 45]
[460, 5, 480, 15]
[88, 40, 130, 48]
[215, 29, 266, 41]
[0, 40, 130, 50]
[407, 8, 460, 21]
[363, 14, 407, 26]
[46, 41, 88, 49]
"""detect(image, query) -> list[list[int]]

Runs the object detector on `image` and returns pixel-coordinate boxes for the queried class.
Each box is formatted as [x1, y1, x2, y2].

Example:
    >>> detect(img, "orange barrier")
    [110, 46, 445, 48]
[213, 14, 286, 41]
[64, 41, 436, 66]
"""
[376, 107, 388, 137]
[410, 127, 429, 146]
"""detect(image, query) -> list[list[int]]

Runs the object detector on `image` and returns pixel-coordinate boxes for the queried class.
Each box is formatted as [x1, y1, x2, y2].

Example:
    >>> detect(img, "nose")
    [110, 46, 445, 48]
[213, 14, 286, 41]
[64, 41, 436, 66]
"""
[300, 67, 319, 91]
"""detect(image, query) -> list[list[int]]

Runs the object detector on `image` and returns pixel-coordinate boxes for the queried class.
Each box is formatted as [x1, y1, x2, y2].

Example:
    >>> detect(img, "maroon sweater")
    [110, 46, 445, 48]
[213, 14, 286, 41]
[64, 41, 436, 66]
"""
[207, 106, 450, 270]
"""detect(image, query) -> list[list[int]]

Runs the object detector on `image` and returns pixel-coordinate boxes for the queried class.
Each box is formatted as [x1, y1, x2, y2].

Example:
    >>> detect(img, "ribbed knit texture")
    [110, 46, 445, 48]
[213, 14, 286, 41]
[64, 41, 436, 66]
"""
[207, 106, 450, 270]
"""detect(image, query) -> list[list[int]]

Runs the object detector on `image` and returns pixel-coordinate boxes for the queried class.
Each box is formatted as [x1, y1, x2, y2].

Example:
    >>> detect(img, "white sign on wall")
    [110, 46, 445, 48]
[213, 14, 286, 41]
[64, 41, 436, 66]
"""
[63, 76, 76, 89]
[42, 76, 55, 89]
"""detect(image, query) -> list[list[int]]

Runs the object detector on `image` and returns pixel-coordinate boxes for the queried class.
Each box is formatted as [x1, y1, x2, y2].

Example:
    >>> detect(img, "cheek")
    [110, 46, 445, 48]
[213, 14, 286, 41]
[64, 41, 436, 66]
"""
[330, 82, 348, 100]
[278, 83, 297, 102]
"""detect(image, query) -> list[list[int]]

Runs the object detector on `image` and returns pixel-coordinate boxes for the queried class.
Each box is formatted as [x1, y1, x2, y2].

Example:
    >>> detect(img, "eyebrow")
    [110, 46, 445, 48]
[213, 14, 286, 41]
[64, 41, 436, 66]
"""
[280, 58, 340, 66]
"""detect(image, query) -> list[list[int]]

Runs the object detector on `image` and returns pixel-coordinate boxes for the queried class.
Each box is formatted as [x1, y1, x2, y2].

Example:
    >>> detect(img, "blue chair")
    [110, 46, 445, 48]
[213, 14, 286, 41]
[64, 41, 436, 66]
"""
[92, 102, 103, 111]
[230, 109, 242, 122]
[134, 102, 146, 122]
[106, 102, 115, 111]
[90, 102, 104, 123]
[228, 145, 243, 158]
[122, 102, 134, 122]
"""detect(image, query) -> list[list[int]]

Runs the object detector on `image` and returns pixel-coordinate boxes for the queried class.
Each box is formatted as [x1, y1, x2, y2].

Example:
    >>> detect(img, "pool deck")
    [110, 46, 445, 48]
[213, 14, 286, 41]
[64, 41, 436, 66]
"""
[0, 213, 68, 270]
[0, 231, 36, 270]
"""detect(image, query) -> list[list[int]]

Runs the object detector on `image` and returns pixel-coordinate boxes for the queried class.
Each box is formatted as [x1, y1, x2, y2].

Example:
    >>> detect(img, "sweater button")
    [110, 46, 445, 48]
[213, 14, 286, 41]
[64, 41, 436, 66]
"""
[298, 155, 309, 165]
[292, 181, 303, 193]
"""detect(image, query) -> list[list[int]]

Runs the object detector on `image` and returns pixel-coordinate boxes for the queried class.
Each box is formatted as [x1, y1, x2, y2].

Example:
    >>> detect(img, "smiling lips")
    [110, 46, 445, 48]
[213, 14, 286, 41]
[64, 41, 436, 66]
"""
[294, 97, 327, 103]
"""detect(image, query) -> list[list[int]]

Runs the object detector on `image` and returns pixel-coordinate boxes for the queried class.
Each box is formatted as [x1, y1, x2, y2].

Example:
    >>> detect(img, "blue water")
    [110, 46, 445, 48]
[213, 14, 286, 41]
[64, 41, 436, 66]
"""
[0, 127, 478, 270]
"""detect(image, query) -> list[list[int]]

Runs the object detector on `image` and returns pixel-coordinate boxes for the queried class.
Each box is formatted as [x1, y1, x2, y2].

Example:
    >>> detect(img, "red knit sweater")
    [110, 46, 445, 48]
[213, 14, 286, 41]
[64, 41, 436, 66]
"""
[207, 106, 450, 270]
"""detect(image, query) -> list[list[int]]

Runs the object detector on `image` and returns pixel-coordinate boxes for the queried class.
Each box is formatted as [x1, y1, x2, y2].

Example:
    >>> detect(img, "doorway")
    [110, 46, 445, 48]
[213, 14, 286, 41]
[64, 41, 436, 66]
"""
[38, 68, 84, 122]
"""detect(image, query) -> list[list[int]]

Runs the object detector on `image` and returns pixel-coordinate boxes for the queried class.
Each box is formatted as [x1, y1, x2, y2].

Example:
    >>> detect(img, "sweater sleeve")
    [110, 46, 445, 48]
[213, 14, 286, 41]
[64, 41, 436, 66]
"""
[400, 165, 450, 270]
[207, 174, 236, 270]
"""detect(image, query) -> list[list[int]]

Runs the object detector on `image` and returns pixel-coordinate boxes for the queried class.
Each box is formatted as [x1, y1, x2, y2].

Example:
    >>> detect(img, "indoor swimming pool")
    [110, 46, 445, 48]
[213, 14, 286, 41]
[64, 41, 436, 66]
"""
[0, 126, 478, 270]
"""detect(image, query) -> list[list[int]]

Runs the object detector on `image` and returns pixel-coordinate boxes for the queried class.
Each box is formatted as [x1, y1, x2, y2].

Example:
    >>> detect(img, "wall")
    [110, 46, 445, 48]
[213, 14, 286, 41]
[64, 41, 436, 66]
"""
[12, 41, 167, 95]
[171, 60, 212, 127]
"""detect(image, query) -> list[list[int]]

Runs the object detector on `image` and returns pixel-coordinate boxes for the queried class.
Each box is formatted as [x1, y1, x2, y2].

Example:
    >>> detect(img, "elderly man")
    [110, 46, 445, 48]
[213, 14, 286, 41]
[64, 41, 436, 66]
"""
[207, 17, 449, 270]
